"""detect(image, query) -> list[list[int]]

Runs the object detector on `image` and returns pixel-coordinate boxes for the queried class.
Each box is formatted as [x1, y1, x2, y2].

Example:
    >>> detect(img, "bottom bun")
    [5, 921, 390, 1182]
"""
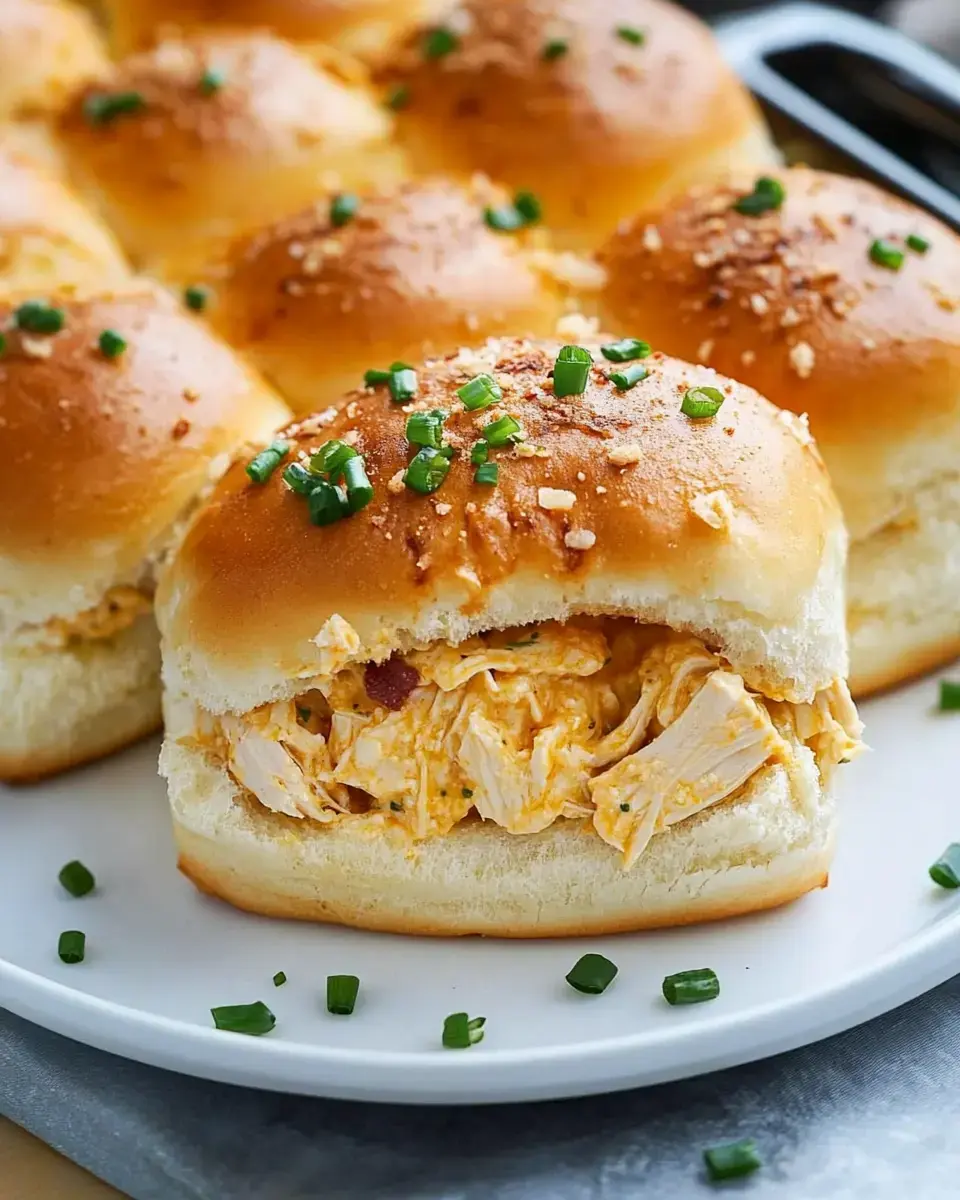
[848, 476, 960, 697]
[163, 736, 835, 938]
[0, 615, 162, 782]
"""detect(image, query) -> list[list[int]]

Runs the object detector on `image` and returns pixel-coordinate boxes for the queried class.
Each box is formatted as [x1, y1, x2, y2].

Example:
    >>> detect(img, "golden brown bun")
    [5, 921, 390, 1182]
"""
[0, 284, 290, 630]
[162, 721, 835, 936]
[597, 168, 960, 694]
[157, 336, 848, 715]
[100, 0, 450, 62]
[208, 178, 574, 414]
[380, 0, 776, 250]
[58, 32, 409, 280]
[0, 0, 108, 119]
[0, 145, 129, 291]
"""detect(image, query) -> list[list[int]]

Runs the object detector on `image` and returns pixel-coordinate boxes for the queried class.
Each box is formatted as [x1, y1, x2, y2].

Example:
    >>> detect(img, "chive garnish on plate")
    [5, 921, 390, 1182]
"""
[308, 480, 348, 525]
[98, 329, 127, 359]
[389, 366, 418, 404]
[58, 860, 95, 898]
[404, 446, 451, 494]
[662, 968, 720, 1005]
[552, 345, 592, 398]
[733, 176, 785, 216]
[542, 38, 569, 60]
[405, 409, 447, 449]
[341, 456, 374, 513]
[939, 681, 960, 711]
[481, 413, 523, 447]
[272, 971, 287, 987]
[58, 930, 86, 964]
[703, 1139, 762, 1182]
[681, 386, 725, 419]
[310, 438, 357, 480]
[330, 193, 360, 228]
[615, 25, 645, 45]
[929, 844, 960, 888]
[442, 1012, 485, 1048]
[183, 284, 210, 312]
[199, 68, 225, 95]
[327, 975, 360, 1015]
[14, 300, 64, 334]
[600, 338, 651, 363]
[566, 953, 618, 995]
[423, 27, 458, 59]
[868, 239, 905, 271]
[211, 1001, 276, 1035]
[470, 440, 489, 465]
[610, 364, 648, 391]
[83, 90, 144, 125]
[474, 461, 499, 486]
[906, 233, 930, 255]
[245, 440, 289, 484]
[457, 374, 502, 411]
[484, 192, 542, 233]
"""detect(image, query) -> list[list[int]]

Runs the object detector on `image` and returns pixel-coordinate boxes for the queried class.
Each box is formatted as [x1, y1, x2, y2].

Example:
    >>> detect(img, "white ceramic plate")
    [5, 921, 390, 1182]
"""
[0, 668, 957, 1105]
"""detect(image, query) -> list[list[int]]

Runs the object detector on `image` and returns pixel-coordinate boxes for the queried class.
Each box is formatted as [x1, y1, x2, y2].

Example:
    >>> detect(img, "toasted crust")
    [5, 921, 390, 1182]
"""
[598, 168, 960, 543]
[165, 732, 835, 937]
[0, 0, 108, 119]
[0, 284, 289, 628]
[0, 146, 129, 292]
[380, 0, 775, 249]
[99, 0, 450, 61]
[58, 32, 409, 278]
[208, 178, 571, 413]
[157, 337, 847, 713]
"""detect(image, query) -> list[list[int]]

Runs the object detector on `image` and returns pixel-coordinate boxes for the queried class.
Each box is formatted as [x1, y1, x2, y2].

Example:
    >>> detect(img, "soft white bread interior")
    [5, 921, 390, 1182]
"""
[0, 145, 129, 292]
[162, 710, 834, 937]
[598, 167, 960, 695]
[157, 338, 848, 714]
[58, 32, 410, 280]
[380, 0, 778, 250]
[0, 284, 289, 779]
[207, 177, 576, 414]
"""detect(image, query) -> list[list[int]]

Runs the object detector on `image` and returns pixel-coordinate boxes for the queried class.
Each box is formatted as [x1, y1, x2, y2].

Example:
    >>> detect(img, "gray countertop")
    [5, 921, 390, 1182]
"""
[4, 972, 960, 1199]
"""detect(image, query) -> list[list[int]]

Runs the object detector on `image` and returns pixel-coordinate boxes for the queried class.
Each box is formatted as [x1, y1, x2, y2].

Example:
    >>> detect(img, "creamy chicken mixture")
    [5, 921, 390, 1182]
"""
[207, 620, 863, 868]
[19, 585, 155, 651]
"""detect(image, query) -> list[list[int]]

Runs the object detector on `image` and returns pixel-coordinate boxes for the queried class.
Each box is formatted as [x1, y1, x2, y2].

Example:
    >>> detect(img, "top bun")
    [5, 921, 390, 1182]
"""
[207, 176, 577, 413]
[158, 336, 847, 714]
[0, 145, 129, 292]
[0, 284, 289, 630]
[597, 168, 960, 542]
[380, 0, 776, 250]
[58, 32, 409, 280]
[100, 0, 451, 63]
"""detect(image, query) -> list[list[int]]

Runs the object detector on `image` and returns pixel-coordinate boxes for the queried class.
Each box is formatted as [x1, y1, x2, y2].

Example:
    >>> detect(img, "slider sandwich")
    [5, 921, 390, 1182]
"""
[159, 336, 863, 936]
[0, 285, 289, 780]
[599, 168, 960, 696]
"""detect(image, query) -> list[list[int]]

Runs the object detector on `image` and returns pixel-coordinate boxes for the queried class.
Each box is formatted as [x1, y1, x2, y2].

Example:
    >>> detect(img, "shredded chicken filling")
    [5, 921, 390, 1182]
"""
[207, 619, 863, 868]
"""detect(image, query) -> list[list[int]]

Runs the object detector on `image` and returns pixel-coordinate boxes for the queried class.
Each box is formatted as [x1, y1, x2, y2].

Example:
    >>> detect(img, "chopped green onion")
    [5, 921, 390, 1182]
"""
[482, 413, 522, 447]
[58, 861, 95, 898]
[386, 84, 410, 111]
[58, 930, 85, 964]
[0, 333, 5, 356]
[940, 681, 960, 710]
[733, 176, 785, 216]
[183, 284, 210, 312]
[681, 386, 725, 419]
[310, 439, 358, 480]
[662, 967, 720, 1005]
[610, 364, 648, 390]
[514, 191, 542, 224]
[389, 366, 418, 403]
[246, 439, 290, 484]
[330, 193, 360, 228]
[552, 344, 592, 398]
[424, 27, 458, 58]
[484, 204, 525, 233]
[83, 90, 144, 125]
[457, 373, 502, 411]
[442, 1012, 485, 1049]
[98, 329, 126, 359]
[390, 800, 403, 811]
[600, 338, 651, 363]
[543, 38, 568, 60]
[703, 1139, 762, 1182]
[462, 787, 474, 798]
[470, 439, 489, 465]
[403, 446, 450, 494]
[14, 300, 64, 334]
[566, 953, 618, 995]
[474, 461, 499, 486]
[929, 844, 960, 888]
[364, 367, 392, 386]
[869, 238, 905, 271]
[619, 802, 630, 812]
[272, 971, 287, 987]
[437, 444, 456, 459]
[308, 480, 348, 525]
[342, 456, 374, 513]
[199, 68, 225, 95]
[405, 408, 447, 449]
[907, 233, 930, 254]
[283, 461, 319, 495]
[616, 25, 645, 45]
[326, 974, 360, 1015]
[211, 1001, 276, 1035]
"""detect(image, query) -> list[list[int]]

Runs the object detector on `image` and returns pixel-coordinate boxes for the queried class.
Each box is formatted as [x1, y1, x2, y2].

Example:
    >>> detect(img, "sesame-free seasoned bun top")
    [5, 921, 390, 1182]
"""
[0, 0, 108, 118]
[380, 0, 775, 250]
[0, 285, 289, 627]
[208, 177, 576, 413]
[598, 168, 960, 540]
[0, 146, 129, 292]
[58, 32, 409, 279]
[158, 337, 847, 713]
